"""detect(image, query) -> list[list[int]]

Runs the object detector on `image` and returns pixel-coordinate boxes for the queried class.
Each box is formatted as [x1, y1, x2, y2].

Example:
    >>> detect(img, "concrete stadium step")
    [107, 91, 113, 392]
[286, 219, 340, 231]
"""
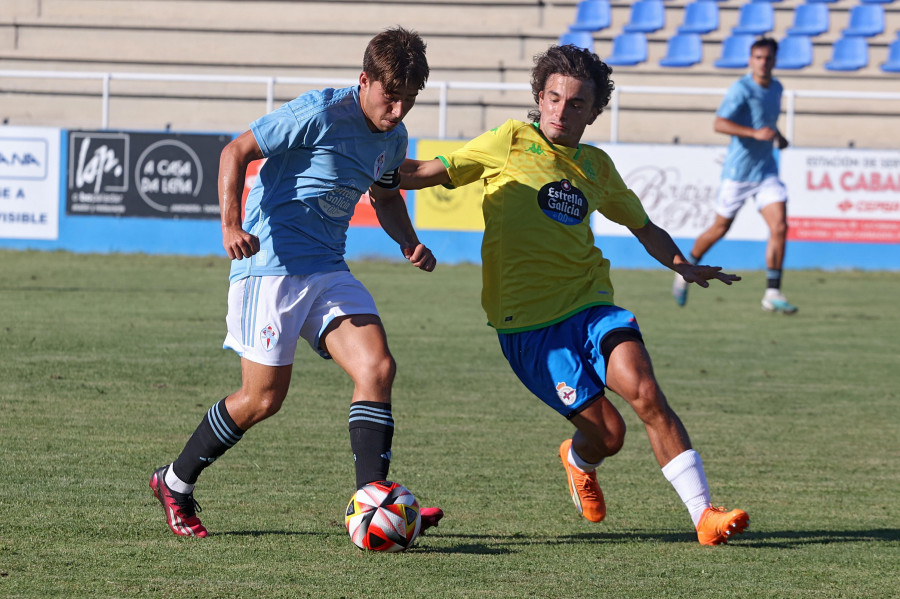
[4, 21, 897, 79]
[14, 0, 569, 34]
[2, 22, 564, 71]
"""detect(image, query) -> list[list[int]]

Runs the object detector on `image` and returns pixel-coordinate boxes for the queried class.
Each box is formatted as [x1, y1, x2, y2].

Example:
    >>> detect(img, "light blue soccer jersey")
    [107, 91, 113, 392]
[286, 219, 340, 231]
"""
[229, 85, 407, 283]
[717, 74, 783, 183]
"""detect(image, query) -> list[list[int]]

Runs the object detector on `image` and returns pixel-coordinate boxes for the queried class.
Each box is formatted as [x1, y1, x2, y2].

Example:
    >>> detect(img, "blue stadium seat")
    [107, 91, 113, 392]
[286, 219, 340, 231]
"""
[786, 3, 829, 37]
[604, 32, 649, 66]
[776, 35, 813, 69]
[842, 4, 884, 37]
[859, 0, 894, 4]
[880, 38, 900, 72]
[805, 0, 837, 3]
[678, 1, 719, 35]
[732, 2, 774, 35]
[559, 29, 595, 52]
[569, 0, 611, 33]
[623, 0, 666, 34]
[659, 33, 704, 67]
[714, 34, 756, 68]
[825, 36, 868, 71]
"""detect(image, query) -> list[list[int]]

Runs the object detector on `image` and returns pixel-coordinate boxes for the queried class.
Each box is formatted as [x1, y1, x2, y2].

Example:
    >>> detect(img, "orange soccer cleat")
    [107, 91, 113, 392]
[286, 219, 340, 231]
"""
[559, 439, 606, 522]
[696, 506, 749, 545]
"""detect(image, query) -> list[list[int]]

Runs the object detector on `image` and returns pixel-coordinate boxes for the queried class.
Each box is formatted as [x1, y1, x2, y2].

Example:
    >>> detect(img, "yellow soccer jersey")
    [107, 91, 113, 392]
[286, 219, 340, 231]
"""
[439, 119, 649, 332]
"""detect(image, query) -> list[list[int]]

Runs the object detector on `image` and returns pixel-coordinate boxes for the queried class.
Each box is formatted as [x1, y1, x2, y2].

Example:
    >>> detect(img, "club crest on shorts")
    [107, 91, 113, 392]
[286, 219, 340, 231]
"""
[260, 323, 279, 351]
[556, 382, 577, 406]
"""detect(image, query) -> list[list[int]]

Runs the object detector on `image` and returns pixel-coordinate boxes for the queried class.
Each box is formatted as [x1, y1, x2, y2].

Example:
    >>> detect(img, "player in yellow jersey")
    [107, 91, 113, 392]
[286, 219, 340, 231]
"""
[401, 45, 749, 545]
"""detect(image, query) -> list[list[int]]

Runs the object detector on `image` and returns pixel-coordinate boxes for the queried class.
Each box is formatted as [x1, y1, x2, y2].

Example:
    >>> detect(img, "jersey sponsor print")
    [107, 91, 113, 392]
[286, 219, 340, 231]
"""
[538, 179, 588, 225]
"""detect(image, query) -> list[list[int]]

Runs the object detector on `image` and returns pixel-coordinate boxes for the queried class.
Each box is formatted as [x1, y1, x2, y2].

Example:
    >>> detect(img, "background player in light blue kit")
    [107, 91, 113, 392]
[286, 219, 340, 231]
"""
[673, 37, 797, 314]
[150, 27, 443, 537]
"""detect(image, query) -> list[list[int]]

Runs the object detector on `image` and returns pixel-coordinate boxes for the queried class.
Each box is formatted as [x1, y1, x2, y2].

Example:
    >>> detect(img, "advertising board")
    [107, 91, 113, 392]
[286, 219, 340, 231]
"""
[66, 131, 230, 219]
[0, 126, 61, 240]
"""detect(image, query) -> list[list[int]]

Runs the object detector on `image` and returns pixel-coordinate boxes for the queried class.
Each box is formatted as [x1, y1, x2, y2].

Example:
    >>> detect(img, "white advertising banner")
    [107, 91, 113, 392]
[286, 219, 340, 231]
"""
[591, 144, 900, 246]
[0, 126, 61, 240]
[591, 143, 769, 241]
[781, 148, 900, 244]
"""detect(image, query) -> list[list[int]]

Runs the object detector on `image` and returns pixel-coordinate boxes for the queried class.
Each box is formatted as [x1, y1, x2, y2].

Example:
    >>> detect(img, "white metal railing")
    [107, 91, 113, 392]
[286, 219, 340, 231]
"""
[2, 69, 900, 143]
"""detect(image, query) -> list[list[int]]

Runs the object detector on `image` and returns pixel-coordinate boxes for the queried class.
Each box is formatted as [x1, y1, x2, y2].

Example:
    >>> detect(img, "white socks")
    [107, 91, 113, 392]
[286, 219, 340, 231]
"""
[165, 464, 194, 495]
[661, 449, 711, 527]
[568, 444, 604, 472]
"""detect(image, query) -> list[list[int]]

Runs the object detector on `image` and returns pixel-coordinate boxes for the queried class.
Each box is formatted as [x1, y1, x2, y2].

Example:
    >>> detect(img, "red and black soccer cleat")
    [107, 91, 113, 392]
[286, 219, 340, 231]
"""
[419, 507, 444, 533]
[150, 466, 208, 538]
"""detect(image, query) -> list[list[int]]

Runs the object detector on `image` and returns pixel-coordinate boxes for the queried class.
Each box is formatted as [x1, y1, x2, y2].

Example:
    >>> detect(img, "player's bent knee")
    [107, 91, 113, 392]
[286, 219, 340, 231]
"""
[352, 354, 396, 390]
[584, 425, 625, 458]
[574, 398, 626, 456]
[602, 407, 627, 453]
[238, 393, 286, 425]
[255, 393, 286, 419]
[603, 426, 626, 456]
[379, 355, 397, 383]
[226, 386, 287, 428]
[771, 220, 787, 238]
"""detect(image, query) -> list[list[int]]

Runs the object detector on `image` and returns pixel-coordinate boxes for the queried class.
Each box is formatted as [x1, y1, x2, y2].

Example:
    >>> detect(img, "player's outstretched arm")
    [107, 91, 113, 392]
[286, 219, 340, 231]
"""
[219, 131, 264, 260]
[630, 221, 741, 287]
[399, 158, 451, 190]
[368, 184, 436, 272]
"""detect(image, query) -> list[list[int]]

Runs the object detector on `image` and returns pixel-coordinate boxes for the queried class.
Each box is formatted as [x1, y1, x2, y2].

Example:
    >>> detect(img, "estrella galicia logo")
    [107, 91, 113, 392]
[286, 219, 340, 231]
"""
[317, 184, 359, 220]
[537, 179, 587, 225]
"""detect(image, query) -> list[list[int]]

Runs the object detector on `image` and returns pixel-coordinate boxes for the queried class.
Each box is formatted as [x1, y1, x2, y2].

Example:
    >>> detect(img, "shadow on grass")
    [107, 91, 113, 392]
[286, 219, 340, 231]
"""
[564, 528, 900, 548]
[201, 528, 898, 554]
[214, 530, 329, 537]
[733, 528, 900, 549]
[413, 528, 900, 554]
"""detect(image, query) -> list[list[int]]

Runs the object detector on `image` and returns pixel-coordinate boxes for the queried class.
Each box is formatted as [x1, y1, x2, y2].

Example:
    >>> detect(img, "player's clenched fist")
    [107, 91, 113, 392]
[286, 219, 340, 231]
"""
[222, 225, 260, 260]
[402, 243, 436, 272]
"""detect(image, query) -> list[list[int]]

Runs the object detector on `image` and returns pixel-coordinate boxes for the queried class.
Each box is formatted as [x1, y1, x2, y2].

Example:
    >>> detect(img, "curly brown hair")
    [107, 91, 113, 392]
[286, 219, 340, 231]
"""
[528, 44, 614, 123]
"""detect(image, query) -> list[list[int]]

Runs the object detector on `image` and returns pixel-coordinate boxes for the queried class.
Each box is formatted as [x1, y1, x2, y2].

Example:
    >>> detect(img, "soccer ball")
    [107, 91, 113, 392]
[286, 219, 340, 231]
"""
[345, 481, 421, 552]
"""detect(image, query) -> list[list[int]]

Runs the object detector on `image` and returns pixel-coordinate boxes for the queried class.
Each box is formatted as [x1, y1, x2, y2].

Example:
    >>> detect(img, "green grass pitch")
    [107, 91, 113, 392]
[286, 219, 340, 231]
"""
[0, 250, 897, 598]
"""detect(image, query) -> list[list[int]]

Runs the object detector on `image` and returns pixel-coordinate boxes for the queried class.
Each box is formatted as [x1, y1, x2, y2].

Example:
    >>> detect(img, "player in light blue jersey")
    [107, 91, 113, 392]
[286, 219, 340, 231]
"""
[673, 38, 798, 314]
[150, 27, 443, 538]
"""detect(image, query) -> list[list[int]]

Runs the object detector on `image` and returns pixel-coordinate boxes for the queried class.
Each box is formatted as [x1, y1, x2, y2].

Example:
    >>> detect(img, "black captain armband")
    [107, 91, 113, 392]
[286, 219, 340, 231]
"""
[373, 168, 401, 190]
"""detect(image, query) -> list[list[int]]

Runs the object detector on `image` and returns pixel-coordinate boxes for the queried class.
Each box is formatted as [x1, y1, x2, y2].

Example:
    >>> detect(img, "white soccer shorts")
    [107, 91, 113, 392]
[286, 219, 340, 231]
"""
[715, 176, 788, 219]
[223, 271, 379, 366]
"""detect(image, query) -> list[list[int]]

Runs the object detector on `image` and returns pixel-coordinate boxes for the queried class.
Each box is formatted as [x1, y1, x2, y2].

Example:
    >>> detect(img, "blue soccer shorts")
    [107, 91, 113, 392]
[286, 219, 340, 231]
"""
[497, 305, 643, 418]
